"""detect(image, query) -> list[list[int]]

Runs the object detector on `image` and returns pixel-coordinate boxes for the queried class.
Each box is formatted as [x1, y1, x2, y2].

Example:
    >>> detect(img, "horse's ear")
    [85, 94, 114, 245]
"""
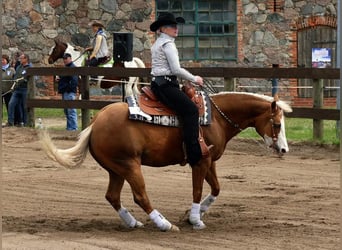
[273, 94, 279, 102]
[271, 101, 278, 113]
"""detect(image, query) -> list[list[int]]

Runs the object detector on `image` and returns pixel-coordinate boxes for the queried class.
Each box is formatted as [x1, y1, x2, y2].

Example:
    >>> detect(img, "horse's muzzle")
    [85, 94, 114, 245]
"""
[271, 143, 288, 156]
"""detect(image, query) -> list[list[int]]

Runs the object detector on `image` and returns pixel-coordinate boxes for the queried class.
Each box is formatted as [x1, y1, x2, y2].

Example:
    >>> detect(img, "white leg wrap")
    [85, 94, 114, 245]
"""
[149, 209, 172, 231]
[189, 203, 206, 230]
[118, 207, 143, 228]
[200, 194, 217, 213]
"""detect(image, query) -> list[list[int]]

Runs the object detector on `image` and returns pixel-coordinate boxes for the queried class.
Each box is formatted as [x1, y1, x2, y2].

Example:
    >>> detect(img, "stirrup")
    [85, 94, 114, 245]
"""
[198, 126, 213, 158]
[199, 137, 213, 158]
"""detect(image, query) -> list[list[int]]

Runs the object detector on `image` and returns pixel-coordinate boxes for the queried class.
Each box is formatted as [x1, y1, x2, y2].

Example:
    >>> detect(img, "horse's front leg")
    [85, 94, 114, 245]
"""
[200, 161, 220, 216]
[189, 158, 211, 230]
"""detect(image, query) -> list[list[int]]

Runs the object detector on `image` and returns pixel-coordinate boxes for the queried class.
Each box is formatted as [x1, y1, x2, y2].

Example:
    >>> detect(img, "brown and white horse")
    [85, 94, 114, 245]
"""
[40, 92, 292, 231]
[48, 39, 145, 96]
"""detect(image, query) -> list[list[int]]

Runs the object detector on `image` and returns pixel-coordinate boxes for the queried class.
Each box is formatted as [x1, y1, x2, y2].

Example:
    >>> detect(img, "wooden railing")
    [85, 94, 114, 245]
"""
[26, 67, 340, 139]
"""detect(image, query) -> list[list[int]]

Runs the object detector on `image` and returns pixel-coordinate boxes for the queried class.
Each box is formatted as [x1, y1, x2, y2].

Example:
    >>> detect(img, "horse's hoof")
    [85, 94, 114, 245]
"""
[170, 224, 180, 232]
[192, 221, 206, 230]
[135, 221, 144, 228]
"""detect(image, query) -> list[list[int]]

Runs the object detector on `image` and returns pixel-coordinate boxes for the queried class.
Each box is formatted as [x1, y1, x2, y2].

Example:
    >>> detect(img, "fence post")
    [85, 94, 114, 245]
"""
[80, 76, 90, 129]
[313, 78, 324, 140]
[224, 78, 235, 91]
[27, 77, 35, 127]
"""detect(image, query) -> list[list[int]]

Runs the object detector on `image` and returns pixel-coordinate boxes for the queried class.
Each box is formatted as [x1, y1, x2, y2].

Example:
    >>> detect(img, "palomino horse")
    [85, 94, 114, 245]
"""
[48, 39, 145, 96]
[40, 92, 292, 231]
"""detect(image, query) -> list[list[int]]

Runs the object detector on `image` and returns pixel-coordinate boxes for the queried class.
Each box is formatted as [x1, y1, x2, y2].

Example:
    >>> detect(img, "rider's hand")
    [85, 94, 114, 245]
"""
[194, 76, 204, 86]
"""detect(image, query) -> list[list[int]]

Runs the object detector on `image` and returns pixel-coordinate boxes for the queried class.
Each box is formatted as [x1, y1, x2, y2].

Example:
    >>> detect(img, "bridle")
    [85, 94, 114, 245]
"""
[270, 116, 282, 142]
[268, 108, 283, 151]
[204, 88, 283, 152]
[207, 94, 242, 132]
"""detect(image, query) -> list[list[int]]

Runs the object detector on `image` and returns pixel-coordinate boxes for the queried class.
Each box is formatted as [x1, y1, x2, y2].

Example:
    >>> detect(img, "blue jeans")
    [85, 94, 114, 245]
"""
[8, 87, 27, 125]
[63, 92, 78, 130]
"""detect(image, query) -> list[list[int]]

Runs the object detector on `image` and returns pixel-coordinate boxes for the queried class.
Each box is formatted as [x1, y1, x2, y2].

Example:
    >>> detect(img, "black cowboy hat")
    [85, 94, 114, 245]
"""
[150, 12, 185, 32]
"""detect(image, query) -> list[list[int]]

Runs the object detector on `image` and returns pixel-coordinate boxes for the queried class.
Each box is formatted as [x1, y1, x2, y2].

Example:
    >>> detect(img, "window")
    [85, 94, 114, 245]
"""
[155, 0, 237, 61]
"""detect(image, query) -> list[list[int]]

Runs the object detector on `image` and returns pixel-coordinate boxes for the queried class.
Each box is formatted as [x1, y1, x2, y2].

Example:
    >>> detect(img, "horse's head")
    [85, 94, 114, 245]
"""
[48, 39, 67, 64]
[254, 97, 292, 154]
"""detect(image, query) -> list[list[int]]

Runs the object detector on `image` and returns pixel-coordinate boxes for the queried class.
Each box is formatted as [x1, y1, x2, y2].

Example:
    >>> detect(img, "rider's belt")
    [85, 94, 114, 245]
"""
[151, 75, 177, 86]
[152, 75, 177, 82]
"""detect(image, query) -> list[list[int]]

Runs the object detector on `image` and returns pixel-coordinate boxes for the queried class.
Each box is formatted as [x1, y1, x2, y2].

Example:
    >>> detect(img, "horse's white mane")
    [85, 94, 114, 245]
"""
[64, 43, 84, 67]
[65, 43, 81, 56]
[212, 92, 292, 113]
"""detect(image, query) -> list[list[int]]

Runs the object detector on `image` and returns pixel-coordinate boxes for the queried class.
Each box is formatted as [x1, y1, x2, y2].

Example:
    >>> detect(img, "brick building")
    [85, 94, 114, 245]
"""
[1, 0, 338, 106]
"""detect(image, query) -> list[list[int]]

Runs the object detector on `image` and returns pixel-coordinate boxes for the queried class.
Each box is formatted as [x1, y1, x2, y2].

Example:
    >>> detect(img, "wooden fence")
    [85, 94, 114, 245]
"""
[26, 67, 340, 139]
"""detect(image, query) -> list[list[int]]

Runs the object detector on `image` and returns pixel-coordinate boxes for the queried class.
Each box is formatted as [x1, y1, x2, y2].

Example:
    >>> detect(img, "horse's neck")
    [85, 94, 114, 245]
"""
[65, 44, 84, 67]
[213, 94, 268, 128]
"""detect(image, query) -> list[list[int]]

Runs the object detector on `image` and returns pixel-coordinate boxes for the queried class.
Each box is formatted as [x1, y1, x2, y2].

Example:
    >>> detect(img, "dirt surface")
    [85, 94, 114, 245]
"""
[2, 119, 340, 250]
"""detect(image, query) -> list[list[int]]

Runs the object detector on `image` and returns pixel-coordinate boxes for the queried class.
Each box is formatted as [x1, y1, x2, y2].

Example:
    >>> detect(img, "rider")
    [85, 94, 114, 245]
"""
[150, 12, 211, 166]
[86, 20, 109, 67]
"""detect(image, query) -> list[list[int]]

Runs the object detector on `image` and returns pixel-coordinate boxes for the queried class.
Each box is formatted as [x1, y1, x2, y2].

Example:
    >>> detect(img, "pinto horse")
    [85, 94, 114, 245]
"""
[48, 39, 145, 96]
[40, 92, 292, 231]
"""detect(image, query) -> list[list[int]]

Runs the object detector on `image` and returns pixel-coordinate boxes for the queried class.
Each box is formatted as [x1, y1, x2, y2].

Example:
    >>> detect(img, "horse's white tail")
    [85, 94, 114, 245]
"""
[124, 57, 146, 96]
[39, 125, 93, 168]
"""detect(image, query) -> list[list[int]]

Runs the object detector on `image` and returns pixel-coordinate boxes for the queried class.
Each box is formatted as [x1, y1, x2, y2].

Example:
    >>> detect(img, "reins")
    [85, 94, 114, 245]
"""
[200, 83, 242, 131]
[200, 81, 282, 155]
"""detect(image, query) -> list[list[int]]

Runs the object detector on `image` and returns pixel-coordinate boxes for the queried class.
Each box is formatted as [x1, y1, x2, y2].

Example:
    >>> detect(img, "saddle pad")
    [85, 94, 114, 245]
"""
[127, 93, 211, 127]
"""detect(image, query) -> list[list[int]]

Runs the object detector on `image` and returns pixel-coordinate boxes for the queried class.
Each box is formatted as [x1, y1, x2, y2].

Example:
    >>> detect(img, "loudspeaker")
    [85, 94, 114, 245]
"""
[113, 32, 133, 62]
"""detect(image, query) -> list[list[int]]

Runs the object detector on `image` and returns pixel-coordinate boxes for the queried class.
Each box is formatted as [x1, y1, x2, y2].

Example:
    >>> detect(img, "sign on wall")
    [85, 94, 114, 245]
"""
[312, 48, 332, 68]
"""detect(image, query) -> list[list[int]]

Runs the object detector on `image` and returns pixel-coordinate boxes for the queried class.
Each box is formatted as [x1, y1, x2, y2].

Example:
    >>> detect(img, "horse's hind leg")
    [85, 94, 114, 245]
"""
[201, 161, 220, 215]
[105, 169, 143, 228]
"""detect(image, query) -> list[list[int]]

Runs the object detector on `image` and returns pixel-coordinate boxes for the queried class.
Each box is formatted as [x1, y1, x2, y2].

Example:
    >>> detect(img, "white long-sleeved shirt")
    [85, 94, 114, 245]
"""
[151, 33, 196, 82]
[91, 30, 109, 59]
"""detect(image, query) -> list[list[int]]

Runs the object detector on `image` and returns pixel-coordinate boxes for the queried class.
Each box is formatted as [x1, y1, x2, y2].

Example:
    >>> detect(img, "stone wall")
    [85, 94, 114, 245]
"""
[2, 0, 153, 66]
[236, 0, 337, 101]
[1, 0, 337, 104]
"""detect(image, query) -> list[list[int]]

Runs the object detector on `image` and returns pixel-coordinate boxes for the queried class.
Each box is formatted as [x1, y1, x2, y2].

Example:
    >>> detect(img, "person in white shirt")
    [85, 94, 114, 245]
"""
[86, 20, 109, 67]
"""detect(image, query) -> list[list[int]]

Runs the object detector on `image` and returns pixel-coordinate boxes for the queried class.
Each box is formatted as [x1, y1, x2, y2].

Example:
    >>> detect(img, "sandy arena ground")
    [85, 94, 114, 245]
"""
[2, 119, 340, 250]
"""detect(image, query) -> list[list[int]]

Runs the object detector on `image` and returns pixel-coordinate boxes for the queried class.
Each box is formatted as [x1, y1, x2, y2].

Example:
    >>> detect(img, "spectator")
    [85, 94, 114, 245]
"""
[56, 53, 78, 131]
[11, 51, 22, 70]
[7, 53, 31, 127]
[2, 54, 15, 113]
[271, 64, 279, 97]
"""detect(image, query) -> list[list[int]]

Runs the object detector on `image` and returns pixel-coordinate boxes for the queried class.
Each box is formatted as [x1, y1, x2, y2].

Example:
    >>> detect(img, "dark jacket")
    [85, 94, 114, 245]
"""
[13, 63, 31, 89]
[58, 62, 78, 94]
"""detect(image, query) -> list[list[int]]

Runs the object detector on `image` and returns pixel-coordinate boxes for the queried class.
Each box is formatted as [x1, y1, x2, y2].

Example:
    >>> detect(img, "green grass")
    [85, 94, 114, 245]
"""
[2, 107, 65, 119]
[238, 118, 340, 145]
[2, 107, 340, 145]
